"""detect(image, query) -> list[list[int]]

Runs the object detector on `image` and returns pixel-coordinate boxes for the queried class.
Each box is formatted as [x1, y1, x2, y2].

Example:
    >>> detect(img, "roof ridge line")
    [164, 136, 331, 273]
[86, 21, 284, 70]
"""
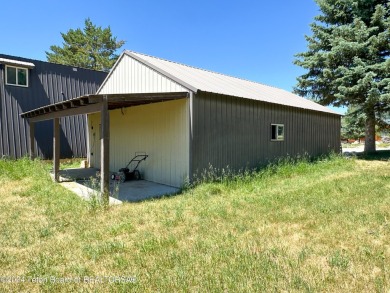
[125, 50, 283, 91]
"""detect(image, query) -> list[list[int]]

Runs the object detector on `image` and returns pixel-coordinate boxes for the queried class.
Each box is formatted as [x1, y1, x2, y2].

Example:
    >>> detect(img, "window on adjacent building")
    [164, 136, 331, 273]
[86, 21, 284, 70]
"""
[271, 124, 284, 141]
[5, 65, 28, 87]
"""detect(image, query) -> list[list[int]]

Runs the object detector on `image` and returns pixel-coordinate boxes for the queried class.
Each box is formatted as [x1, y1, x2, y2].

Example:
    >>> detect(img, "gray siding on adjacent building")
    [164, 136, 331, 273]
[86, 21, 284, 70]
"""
[190, 91, 341, 175]
[0, 54, 107, 158]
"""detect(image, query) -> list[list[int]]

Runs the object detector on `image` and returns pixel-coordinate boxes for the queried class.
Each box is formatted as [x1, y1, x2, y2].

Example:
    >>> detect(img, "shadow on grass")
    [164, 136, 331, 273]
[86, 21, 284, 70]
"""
[357, 150, 390, 161]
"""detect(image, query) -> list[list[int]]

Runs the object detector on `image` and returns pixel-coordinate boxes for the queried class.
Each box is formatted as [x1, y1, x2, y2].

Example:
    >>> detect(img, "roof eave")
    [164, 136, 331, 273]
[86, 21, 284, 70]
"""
[0, 58, 35, 69]
[197, 90, 342, 116]
[96, 51, 127, 93]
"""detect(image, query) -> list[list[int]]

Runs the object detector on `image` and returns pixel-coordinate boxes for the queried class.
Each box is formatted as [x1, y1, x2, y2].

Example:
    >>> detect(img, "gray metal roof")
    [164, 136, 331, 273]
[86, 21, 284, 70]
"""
[125, 51, 339, 115]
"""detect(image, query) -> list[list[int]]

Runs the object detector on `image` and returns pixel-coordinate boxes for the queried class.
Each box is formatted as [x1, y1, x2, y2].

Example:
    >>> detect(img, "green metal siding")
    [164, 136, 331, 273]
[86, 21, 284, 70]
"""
[190, 91, 341, 176]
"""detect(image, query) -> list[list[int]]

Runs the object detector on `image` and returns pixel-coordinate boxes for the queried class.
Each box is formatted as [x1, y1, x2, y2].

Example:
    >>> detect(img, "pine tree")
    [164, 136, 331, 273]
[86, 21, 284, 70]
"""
[294, 0, 390, 153]
[341, 106, 366, 140]
[46, 18, 125, 72]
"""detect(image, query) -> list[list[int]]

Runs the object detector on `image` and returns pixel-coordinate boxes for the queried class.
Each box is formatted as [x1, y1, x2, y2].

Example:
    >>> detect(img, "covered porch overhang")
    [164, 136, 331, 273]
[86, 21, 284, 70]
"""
[21, 91, 189, 204]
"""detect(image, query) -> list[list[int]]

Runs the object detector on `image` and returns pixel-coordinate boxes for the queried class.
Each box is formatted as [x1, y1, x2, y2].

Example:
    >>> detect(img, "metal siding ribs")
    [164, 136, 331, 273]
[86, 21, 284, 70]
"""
[0, 54, 107, 158]
[191, 92, 341, 175]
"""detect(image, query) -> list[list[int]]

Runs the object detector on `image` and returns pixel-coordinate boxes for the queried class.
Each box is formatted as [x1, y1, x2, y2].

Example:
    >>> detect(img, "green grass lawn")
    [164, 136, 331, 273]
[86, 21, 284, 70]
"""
[41, 157, 86, 170]
[0, 154, 389, 292]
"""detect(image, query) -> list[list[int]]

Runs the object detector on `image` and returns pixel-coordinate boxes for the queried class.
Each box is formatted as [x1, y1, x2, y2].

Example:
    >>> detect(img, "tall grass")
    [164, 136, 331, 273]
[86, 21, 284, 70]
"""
[190, 152, 345, 190]
[0, 154, 389, 292]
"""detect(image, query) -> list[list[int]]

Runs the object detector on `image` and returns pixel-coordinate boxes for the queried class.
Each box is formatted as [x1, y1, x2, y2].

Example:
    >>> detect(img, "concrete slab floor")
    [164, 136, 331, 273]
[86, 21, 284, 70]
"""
[109, 180, 180, 202]
[57, 168, 180, 203]
[60, 181, 122, 205]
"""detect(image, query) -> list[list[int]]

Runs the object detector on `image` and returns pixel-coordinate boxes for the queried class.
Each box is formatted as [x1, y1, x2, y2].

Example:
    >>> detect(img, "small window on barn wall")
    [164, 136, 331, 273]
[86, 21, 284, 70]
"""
[5, 65, 28, 87]
[271, 124, 284, 141]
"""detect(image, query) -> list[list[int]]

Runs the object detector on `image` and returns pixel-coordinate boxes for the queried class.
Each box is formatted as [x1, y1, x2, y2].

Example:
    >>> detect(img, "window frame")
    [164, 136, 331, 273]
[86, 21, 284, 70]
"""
[5, 65, 29, 87]
[271, 124, 285, 141]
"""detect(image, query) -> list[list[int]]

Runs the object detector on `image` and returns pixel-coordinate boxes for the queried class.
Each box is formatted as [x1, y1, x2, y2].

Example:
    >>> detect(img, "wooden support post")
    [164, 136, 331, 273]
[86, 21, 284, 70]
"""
[100, 95, 110, 205]
[53, 118, 60, 182]
[29, 121, 35, 159]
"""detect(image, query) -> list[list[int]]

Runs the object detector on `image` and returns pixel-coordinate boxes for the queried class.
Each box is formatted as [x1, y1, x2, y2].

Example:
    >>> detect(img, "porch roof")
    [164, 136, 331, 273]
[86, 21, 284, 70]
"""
[21, 91, 189, 122]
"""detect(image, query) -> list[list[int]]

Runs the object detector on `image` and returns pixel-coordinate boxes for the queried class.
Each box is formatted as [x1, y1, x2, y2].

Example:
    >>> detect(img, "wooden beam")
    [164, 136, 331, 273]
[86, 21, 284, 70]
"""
[29, 121, 35, 159]
[71, 100, 81, 107]
[100, 96, 110, 205]
[29, 103, 101, 123]
[55, 104, 65, 111]
[21, 93, 189, 120]
[80, 98, 89, 105]
[64, 102, 72, 109]
[87, 92, 189, 103]
[89, 95, 103, 104]
[53, 118, 60, 182]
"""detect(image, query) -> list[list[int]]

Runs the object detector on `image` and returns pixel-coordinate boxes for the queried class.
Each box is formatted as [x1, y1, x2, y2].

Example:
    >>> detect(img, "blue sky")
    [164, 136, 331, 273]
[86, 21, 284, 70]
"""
[0, 0, 345, 114]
